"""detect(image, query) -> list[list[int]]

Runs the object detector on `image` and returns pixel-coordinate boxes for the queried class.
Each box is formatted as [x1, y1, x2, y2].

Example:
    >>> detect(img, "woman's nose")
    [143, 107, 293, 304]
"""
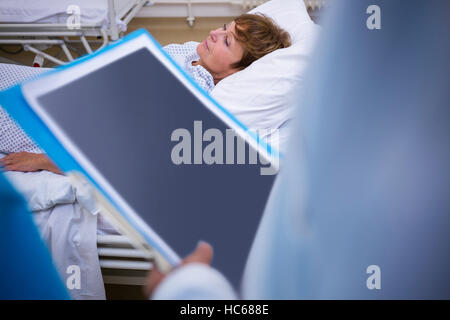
[210, 28, 225, 42]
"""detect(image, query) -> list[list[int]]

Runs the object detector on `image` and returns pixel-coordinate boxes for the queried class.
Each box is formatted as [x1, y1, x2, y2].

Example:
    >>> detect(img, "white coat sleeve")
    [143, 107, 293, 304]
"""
[152, 263, 238, 300]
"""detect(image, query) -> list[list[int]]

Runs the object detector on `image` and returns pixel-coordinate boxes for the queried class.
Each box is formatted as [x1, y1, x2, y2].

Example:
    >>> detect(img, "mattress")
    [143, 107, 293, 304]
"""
[0, 0, 136, 29]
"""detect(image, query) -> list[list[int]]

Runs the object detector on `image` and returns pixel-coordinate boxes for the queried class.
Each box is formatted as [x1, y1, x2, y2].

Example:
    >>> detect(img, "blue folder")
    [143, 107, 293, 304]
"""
[0, 29, 278, 288]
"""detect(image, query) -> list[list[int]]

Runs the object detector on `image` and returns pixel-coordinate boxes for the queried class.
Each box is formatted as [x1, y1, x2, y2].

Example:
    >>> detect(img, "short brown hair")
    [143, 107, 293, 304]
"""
[232, 13, 291, 70]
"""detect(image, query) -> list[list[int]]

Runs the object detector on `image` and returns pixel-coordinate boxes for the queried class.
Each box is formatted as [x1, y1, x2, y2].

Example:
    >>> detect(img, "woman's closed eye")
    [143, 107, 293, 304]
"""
[223, 24, 229, 46]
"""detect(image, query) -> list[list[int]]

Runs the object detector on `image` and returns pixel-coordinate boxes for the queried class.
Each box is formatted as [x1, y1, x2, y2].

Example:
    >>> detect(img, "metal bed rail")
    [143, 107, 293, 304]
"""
[140, 0, 330, 26]
[0, 0, 148, 66]
[97, 234, 154, 286]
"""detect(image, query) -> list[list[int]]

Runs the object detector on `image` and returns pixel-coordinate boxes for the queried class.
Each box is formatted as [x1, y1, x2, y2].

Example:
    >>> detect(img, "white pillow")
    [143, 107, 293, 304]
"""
[210, 0, 319, 150]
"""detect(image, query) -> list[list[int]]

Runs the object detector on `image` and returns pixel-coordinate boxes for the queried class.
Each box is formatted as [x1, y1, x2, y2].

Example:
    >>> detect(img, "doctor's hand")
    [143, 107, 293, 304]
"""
[145, 241, 213, 298]
[0, 152, 62, 175]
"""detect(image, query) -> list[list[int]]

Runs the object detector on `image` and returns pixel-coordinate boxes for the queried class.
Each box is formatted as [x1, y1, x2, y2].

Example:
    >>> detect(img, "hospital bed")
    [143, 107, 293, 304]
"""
[0, 0, 148, 66]
[97, 233, 154, 286]
[0, 0, 324, 297]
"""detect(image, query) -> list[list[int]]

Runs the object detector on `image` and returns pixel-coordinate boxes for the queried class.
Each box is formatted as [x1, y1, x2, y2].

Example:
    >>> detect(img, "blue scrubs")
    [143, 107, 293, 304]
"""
[0, 172, 69, 300]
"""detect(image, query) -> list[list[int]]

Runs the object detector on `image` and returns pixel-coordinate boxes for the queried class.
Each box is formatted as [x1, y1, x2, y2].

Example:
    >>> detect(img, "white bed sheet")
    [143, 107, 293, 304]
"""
[0, 0, 136, 31]
[0, 0, 108, 25]
[33, 202, 107, 300]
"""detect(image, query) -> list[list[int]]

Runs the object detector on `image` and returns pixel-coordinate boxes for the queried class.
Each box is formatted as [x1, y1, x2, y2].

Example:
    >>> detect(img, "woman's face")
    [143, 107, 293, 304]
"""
[196, 21, 244, 82]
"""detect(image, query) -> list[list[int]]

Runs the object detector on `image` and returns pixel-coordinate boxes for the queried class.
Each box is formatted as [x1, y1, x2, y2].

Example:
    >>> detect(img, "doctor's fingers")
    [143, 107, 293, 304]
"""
[145, 265, 165, 298]
[182, 241, 213, 266]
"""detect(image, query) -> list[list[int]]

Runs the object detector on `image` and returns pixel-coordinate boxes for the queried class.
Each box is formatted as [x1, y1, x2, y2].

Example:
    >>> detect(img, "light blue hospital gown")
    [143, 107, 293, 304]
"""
[163, 41, 215, 93]
[0, 42, 214, 154]
[0, 63, 45, 154]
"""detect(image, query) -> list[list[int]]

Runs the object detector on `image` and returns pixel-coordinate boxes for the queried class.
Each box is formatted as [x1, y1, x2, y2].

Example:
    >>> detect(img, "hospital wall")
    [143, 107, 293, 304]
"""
[128, 17, 235, 46]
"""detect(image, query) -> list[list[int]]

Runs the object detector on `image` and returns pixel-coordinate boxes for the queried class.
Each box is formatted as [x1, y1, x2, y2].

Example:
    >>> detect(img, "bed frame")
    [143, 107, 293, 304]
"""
[97, 234, 154, 287]
[0, 0, 148, 66]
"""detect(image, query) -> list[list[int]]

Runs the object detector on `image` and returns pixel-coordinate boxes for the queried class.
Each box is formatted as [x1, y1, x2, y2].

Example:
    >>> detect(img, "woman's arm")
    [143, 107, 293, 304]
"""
[0, 152, 63, 175]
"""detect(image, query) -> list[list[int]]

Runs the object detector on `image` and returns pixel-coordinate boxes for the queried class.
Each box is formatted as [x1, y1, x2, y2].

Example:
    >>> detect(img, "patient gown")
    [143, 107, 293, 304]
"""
[0, 63, 44, 154]
[163, 41, 215, 93]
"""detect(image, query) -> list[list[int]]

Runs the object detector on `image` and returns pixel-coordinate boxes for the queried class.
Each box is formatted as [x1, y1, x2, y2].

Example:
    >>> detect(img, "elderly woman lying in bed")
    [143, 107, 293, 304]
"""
[165, 13, 291, 92]
[1, 13, 290, 174]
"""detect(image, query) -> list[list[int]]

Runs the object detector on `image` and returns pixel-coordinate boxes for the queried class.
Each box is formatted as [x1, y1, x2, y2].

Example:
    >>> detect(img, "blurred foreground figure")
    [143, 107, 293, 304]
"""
[0, 173, 69, 299]
[151, 0, 450, 299]
[241, 0, 450, 299]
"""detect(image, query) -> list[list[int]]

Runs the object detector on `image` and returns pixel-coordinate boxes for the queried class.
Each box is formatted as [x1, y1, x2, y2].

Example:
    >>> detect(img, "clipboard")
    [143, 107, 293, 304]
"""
[0, 29, 279, 287]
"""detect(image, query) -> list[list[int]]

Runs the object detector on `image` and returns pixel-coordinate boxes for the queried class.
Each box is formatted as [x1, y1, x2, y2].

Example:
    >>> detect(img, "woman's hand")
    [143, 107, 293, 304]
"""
[145, 241, 213, 298]
[0, 152, 63, 175]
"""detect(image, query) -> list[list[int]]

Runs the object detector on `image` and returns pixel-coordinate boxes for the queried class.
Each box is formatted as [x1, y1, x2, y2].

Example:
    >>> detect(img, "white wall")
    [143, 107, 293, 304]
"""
[137, 0, 329, 18]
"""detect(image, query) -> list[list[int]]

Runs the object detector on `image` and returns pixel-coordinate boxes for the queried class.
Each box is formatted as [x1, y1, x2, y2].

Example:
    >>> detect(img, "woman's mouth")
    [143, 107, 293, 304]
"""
[204, 39, 209, 51]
